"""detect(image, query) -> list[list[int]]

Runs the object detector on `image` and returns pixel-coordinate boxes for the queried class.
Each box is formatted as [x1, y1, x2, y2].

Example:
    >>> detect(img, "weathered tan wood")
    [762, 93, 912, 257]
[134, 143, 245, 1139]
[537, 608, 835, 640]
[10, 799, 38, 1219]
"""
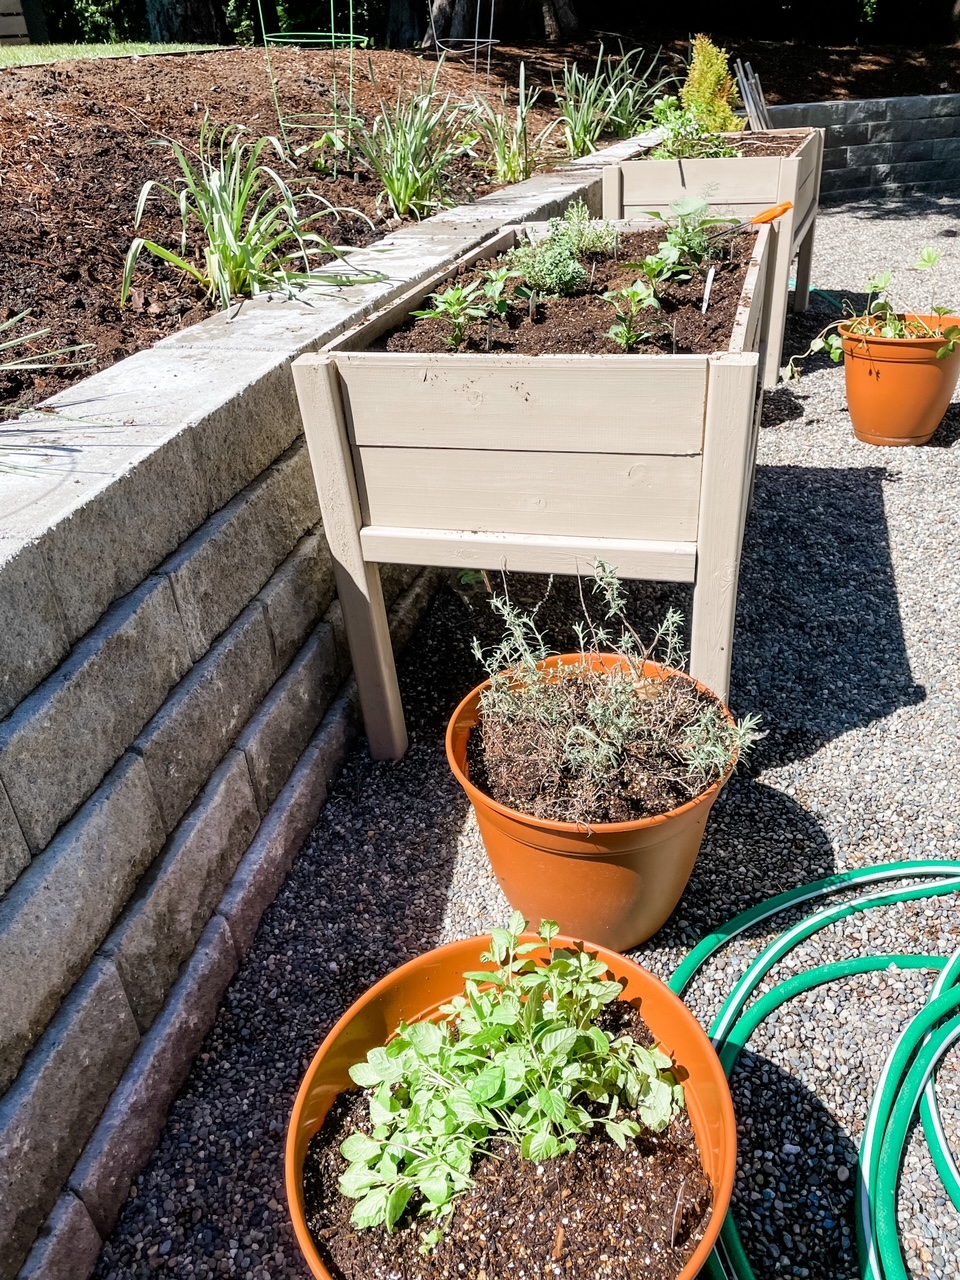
[620, 156, 784, 211]
[291, 354, 408, 760]
[0, 10, 28, 37]
[336, 353, 709, 454]
[359, 527, 698, 582]
[601, 165, 624, 220]
[728, 224, 770, 357]
[792, 130, 824, 313]
[690, 354, 760, 701]
[356, 447, 703, 542]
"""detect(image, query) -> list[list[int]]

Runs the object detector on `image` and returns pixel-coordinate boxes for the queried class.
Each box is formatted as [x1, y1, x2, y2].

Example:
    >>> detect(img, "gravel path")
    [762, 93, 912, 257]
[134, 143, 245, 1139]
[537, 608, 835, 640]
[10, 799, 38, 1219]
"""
[94, 197, 960, 1280]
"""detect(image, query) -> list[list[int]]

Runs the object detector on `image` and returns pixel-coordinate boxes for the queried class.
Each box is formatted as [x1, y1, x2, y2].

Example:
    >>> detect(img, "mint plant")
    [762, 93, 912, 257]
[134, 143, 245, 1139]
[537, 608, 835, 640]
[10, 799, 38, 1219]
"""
[788, 248, 960, 379]
[339, 915, 685, 1235]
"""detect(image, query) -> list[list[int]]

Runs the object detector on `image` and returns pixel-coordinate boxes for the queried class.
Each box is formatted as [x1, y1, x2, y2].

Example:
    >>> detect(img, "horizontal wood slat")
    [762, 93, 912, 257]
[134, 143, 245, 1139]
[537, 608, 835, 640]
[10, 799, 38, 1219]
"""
[336, 354, 708, 455]
[619, 156, 784, 208]
[359, 526, 698, 581]
[355, 447, 702, 541]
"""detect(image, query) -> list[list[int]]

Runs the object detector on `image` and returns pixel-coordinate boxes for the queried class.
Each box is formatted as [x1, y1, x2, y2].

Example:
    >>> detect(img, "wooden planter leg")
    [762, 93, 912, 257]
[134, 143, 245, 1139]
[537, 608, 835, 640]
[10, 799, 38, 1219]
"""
[292, 354, 408, 761]
[792, 221, 817, 314]
[690, 354, 759, 704]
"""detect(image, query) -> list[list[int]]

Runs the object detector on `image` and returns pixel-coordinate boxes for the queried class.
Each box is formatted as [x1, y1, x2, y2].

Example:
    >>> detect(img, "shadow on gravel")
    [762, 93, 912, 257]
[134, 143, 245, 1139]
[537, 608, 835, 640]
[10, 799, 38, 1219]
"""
[734, 463, 926, 775]
[925, 402, 960, 448]
[729, 1053, 859, 1280]
[827, 194, 960, 223]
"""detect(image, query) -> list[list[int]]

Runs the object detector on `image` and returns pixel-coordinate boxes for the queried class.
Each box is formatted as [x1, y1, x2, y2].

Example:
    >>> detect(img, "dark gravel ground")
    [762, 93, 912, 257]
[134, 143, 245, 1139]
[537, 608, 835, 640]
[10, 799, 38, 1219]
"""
[93, 199, 960, 1280]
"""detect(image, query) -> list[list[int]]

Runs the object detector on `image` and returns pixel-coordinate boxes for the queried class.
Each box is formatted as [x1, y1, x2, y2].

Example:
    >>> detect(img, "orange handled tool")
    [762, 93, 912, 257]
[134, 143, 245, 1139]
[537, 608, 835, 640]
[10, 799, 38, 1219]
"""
[707, 201, 794, 241]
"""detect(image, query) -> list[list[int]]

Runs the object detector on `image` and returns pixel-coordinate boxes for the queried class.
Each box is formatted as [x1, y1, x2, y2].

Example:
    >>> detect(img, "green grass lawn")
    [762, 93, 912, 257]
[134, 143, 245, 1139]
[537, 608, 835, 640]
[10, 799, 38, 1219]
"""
[0, 43, 222, 70]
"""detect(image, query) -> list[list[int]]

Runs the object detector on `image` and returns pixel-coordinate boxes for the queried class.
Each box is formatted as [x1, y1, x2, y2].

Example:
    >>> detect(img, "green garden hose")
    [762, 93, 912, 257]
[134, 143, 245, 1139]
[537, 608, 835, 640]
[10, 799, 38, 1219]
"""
[666, 859, 960, 1280]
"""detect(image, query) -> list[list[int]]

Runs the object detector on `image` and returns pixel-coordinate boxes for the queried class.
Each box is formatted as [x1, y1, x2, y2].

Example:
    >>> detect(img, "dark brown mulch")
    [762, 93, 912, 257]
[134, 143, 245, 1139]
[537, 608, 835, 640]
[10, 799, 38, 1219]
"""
[302, 1001, 712, 1280]
[382, 228, 756, 359]
[727, 131, 811, 156]
[0, 46, 555, 411]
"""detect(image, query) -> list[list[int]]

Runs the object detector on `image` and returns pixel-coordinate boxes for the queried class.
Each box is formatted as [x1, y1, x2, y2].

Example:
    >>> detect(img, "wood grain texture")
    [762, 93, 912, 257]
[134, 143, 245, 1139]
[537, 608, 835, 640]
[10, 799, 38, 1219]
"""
[356, 447, 703, 541]
[336, 354, 709, 454]
[690, 354, 759, 701]
[359, 526, 698, 582]
[291, 354, 407, 759]
[728, 224, 770, 357]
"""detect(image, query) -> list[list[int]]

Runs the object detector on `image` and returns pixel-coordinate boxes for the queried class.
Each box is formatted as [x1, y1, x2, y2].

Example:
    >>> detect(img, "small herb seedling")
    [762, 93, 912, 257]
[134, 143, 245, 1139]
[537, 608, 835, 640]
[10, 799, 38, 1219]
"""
[603, 279, 660, 351]
[338, 915, 686, 1237]
[412, 281, 490, 350]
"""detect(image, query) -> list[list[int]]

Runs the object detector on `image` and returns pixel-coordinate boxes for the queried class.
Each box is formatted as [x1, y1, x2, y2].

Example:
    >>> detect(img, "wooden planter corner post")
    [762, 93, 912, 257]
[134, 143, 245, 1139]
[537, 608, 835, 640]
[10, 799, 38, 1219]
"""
[601, 128, 824, 390]
[292, 222, 767, 761]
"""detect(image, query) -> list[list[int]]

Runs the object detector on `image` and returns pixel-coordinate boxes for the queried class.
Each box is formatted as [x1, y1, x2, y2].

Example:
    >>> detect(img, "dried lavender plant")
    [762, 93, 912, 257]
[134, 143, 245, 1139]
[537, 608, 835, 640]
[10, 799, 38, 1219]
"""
[471, 564, 760, 824]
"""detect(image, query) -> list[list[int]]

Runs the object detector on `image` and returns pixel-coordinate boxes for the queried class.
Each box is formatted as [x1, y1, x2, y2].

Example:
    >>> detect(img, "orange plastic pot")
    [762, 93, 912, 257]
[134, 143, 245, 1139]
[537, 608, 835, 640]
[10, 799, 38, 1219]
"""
[285, 934, 736, 1280]
[446, 655, 734, 952]
[840, 314, 960, 446]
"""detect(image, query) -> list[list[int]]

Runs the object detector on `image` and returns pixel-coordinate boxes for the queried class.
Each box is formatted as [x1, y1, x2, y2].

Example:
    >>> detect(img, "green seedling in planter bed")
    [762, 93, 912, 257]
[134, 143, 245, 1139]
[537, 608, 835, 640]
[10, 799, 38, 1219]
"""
[648, 96, 740, 161]
[507, 202, 618, 298]
[788, 247, 960, 377]
[412, 282, 491, 350]
[603, 278, 661, 351]
[339, 913, 686, 1234]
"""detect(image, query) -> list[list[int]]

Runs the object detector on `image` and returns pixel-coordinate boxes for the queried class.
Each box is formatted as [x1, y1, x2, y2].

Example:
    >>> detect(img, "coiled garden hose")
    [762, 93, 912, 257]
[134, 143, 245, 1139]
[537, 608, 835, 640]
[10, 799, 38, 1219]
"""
[667, 859, 960, 1280]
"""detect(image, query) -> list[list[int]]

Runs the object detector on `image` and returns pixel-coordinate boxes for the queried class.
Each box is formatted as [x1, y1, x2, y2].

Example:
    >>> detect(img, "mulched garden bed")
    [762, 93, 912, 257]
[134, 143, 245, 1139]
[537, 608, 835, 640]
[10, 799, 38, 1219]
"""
[381, 229, 756, 358]
[0, 46, 555, 410]
[303, 1002, 712, 1280]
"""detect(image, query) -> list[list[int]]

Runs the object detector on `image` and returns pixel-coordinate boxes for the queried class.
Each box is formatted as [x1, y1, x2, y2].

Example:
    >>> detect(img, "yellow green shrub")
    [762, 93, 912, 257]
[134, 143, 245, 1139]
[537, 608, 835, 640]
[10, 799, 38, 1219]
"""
[680, 34, 745, 134]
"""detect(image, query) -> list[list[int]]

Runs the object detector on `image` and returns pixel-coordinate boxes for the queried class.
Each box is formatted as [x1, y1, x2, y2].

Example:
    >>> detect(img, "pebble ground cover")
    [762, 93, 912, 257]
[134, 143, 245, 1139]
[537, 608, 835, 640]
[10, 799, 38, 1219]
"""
[92, 196, 960, 1280]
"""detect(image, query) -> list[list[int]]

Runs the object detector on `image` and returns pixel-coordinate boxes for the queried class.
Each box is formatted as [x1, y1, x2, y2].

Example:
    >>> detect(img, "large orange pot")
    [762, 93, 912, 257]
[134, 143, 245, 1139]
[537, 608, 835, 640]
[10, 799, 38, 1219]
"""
[840, 314, 960, 446]
[446, 655, 734, 952]
[285, 933, 736, 1280]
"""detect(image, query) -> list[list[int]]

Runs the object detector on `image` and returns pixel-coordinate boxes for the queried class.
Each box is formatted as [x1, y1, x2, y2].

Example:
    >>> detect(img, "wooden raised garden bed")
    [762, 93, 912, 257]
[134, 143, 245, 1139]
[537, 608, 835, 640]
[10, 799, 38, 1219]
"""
[601, 128, 824, 388]
[292, 218, 770, 759]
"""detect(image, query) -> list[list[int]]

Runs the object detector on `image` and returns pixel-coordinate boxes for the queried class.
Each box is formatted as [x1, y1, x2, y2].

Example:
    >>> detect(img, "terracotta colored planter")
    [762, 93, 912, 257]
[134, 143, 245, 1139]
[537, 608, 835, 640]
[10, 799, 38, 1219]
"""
[840, 314, 960, 446]
[446, 654, 734, 952]
[285, 934, 737, 1280]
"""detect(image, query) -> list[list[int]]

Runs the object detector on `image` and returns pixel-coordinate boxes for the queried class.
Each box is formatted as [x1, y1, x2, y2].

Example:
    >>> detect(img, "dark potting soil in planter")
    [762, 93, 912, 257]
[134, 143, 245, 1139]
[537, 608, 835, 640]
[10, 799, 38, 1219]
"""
[467, 669, 728, 825]
[379, 230, 756, 359]
[302, 1003, 712, 1280]
[722, 131, 811, 157]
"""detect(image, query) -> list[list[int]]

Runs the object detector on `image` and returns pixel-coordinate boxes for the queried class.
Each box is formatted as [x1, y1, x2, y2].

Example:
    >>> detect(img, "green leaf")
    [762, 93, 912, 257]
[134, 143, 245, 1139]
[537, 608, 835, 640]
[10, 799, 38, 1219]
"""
[351, 1185, 392, 1229]
[420, 1169, 452, 1205]
[522, 1126, 561, 1161]
[340, 1131, 382, 1163]
[385, 1183, 414, 1231]
[603, 1119, 628, 1150]
[339, 1163, 384, 1198]
[349, 1060, 383, 1088]
[469, 1066, 504, 1104]
[537, 1087, 568, 1123]
[405, 1020, 444, 1058]
[541, 1028, 579, 1058]
[508, 909, 528, 937]
[539, 920, 560, 944]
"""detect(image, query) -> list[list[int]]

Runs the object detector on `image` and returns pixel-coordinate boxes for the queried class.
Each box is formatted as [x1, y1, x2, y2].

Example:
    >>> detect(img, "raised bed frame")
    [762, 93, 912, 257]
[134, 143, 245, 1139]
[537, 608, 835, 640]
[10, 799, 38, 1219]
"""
[292, 220, 771, 759]
[601, 128, 824, 389]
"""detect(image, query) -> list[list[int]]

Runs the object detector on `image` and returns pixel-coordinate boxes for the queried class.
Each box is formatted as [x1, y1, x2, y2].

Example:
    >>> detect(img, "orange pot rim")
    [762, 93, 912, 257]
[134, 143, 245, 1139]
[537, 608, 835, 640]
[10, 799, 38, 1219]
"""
[839, 313, 960, 349]
[285, 932, 737, 1280]
[445, 654, 735, 836]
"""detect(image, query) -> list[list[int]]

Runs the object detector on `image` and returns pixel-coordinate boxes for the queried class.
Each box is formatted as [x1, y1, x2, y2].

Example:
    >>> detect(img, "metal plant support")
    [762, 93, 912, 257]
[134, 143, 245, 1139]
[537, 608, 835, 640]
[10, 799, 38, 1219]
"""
[428, 0, 498, 85]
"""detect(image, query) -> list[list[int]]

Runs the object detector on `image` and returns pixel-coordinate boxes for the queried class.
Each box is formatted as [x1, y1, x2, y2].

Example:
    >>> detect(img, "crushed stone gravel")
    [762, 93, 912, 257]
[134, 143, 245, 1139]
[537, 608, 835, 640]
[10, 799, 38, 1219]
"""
[93, 196, 960, 1280]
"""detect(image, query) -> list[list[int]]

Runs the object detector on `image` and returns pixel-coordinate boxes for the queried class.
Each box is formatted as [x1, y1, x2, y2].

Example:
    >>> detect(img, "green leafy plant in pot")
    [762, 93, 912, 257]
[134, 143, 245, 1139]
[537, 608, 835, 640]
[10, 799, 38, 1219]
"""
[445, 565, 760, 952]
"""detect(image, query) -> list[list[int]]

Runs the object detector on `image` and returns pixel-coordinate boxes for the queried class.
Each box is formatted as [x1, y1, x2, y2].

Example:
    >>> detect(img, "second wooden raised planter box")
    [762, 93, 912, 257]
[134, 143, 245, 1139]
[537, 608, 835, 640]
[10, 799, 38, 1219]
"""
[292, 219, 770, 760]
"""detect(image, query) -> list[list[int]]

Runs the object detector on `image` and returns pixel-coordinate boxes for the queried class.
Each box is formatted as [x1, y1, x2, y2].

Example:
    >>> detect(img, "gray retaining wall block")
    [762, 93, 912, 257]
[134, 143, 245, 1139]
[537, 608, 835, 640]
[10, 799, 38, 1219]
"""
[218, 687, 354, 958]
[132, 603, 277, 834]
[768, 93, 960, 200]
[237, 623, 340, 816]
[0, 543, 70, 723]
[0, 779, 29, 898]
[164, 443, 319, 661]
[101, 751, 261, 1031]
[17, 1194, 103, 1280]
[0, 755, 165, 1093]
[256, 528, 334, 670]
[68, 916, 238, 1239]
[0, 961, 139, 1280]
[0, 576, 192, 854]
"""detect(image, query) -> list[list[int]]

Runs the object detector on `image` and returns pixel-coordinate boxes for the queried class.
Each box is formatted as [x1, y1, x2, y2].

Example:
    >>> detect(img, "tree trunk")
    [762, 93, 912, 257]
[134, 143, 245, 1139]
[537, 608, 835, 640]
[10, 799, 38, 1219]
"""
[540, 0, 560, 40]
[146, 0, 229, 43]
[552, 0, 580, 36]
[449, 0, 477, 39]
[385, 0, 422, 46]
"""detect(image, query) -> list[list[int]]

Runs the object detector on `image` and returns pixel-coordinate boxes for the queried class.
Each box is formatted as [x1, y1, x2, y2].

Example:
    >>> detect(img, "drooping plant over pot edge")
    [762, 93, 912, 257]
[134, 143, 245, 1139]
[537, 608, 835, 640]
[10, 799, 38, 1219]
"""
[789, 248, 960, 446]
[445, 566, 760, 950]
[292, 920, 736, 1280]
